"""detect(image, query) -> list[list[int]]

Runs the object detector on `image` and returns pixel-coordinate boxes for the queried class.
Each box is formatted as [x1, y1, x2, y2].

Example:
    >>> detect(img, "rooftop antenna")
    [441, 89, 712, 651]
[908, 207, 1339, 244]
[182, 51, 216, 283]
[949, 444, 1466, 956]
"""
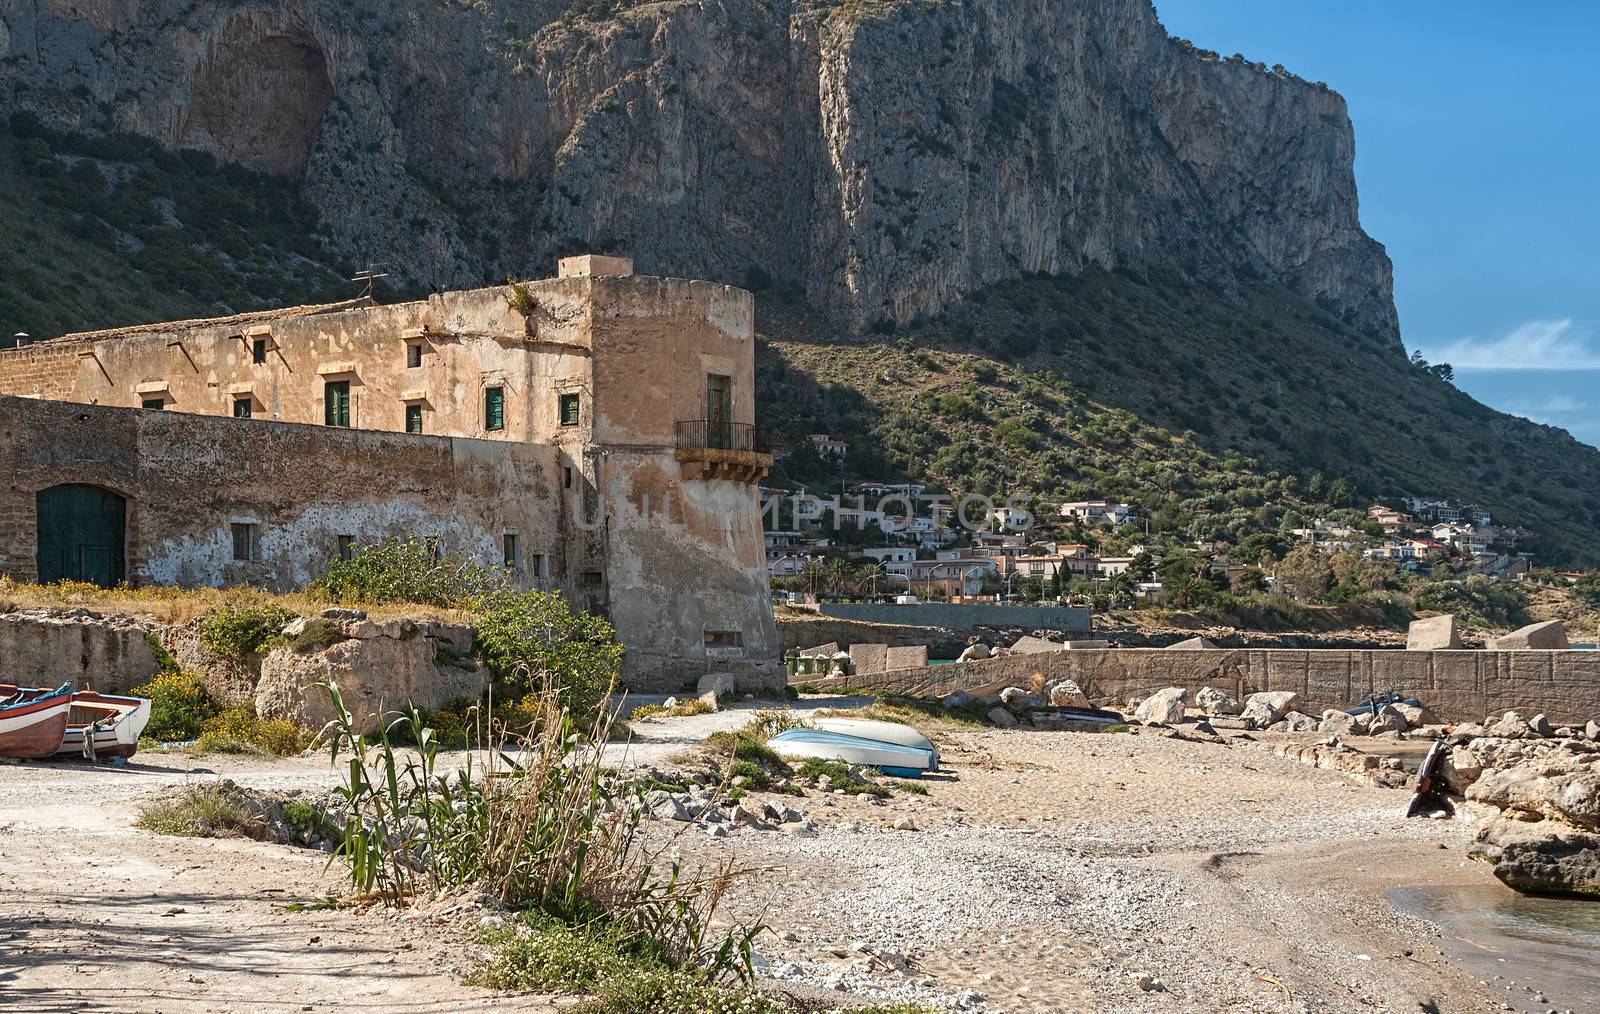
[351, 263, 389, 301]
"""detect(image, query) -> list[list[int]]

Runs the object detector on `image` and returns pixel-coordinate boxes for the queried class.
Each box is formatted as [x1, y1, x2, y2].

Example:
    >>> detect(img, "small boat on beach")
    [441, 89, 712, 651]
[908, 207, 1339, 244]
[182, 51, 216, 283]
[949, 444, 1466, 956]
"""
[0, 684, 75, 759]
[61, 690, 151, 760]
[769, 727, 938, 778]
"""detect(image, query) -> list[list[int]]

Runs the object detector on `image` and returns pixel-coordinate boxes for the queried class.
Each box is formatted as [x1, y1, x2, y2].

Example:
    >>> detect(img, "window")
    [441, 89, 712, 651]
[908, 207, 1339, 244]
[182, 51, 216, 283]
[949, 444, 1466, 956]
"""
[231, 523, 257, 562]
[563, 466, 574, 489]
[406, 343, 422, 369]
[559, 392, 580, 427]
[141, 398, 165, 411]
[233, 397, 252, 419]
[337, 535, 356, 561]
[251, 338, 267, 364]
[325, 380, 350, 427]
[485, 386, 505, 431]
[580, 570, 603, 586]
[529, 553, 549, 579]
[704, 630, 743, 648]
[405, 403, 423, 434]
[503, 534, 519, 569]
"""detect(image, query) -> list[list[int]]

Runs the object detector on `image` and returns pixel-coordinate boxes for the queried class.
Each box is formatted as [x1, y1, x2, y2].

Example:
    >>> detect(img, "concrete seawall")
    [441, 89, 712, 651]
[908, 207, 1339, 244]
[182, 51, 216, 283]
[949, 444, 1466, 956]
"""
[814, 602, 1091, 631]
[843, 648, 1600, 726]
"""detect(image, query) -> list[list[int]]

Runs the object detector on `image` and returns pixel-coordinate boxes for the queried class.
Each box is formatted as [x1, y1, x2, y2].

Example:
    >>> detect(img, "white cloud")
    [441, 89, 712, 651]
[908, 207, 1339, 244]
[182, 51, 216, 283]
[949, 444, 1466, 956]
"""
[1422, 319, 1600, 372]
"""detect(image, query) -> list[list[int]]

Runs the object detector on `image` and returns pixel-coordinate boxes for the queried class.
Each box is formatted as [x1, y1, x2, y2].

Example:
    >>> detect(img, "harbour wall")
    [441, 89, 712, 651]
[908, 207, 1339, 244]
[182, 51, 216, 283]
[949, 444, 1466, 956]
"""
[842, 648, 1600, 726]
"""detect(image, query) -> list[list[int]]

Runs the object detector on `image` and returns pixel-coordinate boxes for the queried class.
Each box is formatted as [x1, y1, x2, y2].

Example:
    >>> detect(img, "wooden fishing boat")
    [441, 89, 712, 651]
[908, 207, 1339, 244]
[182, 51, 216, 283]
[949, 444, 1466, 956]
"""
[768, 728, 938, 778]
[0, 684, 75, 759]
[61, 691, 151, 760]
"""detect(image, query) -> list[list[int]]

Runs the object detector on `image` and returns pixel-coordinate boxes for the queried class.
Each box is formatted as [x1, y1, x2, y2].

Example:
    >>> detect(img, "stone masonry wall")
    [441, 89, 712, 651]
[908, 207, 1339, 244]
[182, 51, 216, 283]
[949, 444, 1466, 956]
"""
[0, 609, 163, 693]
[851, 648, 1600, 726]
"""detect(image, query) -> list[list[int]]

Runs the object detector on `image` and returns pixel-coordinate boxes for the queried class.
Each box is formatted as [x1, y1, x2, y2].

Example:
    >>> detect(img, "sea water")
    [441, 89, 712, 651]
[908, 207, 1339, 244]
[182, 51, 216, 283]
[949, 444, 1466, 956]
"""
[1388, 884, 1600, 1013]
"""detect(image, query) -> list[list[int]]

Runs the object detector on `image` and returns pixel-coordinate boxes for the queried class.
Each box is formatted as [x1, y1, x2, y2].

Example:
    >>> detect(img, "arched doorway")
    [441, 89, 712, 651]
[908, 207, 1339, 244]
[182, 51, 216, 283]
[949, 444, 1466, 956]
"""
[36, 485, 126, 587]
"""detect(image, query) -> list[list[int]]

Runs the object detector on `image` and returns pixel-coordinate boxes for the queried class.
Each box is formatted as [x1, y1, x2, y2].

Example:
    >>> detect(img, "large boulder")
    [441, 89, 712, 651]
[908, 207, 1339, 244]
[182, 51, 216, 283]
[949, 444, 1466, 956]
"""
[999, 686, 1048, 710]
[1046, 679, 1091, 708]
[1241, 691, 1304, 728]
[1133, 687, 1188, 725]
[1488, 620, 1570, 651]
[1406, 614, 1462, 651]
[256, 634, 487, 735]
[1166, 636, 1218, 650]
[1196, 686, 1242, 716]
[956, 643, 991, 662]
[1469, 814, 1600, 898]
[1488, 710, 1536, 739]
[1367, 704, 1409, 736]
[1394, 702, 1440, 729]
[697, 672, 735, 699]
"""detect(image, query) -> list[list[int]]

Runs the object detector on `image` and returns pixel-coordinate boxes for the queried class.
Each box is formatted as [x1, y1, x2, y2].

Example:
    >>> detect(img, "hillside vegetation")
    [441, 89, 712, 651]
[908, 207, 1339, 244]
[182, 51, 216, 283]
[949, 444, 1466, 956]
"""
[756, 270, 1600, 567]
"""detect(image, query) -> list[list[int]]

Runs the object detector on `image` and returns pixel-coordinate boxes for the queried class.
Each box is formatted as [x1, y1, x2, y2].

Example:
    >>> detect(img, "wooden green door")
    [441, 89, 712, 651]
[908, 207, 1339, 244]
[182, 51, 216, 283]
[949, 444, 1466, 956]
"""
[36, 484, 126, 587]
[706, 374, 732, 448]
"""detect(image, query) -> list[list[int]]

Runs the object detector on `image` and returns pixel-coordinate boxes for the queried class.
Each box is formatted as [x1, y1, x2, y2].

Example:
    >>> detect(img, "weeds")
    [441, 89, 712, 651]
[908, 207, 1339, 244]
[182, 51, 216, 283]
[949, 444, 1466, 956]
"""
[278, 617, 346, 653]
[198, 599, 295, 662]
[630, 698, 714, 721]
[135, 785, 253, 837]
[318, 675, 763, 984]
[131, 670, 214, 741]
[194, 705, 312, 755]
[793, 758, 890, 798]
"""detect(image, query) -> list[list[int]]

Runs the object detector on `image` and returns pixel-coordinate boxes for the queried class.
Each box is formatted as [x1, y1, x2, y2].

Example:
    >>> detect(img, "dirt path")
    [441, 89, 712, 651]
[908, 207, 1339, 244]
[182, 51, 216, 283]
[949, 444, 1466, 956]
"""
[0, 753, 540, 1014]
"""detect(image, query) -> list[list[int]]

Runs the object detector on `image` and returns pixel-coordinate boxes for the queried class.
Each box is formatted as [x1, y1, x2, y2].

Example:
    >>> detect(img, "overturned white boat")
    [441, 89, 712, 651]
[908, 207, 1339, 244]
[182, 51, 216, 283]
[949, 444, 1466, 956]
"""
[769, 725, 937, 778]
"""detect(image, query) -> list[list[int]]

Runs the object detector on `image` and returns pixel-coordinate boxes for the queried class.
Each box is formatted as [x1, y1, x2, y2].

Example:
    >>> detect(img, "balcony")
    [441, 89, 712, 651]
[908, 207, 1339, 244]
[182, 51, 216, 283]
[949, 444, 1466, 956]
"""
[674, 420, 772, 484]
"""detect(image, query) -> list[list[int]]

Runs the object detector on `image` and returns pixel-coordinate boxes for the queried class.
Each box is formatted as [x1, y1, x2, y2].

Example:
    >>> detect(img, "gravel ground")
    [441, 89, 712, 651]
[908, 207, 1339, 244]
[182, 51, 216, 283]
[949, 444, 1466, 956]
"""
[0, 699, 1539, 1014]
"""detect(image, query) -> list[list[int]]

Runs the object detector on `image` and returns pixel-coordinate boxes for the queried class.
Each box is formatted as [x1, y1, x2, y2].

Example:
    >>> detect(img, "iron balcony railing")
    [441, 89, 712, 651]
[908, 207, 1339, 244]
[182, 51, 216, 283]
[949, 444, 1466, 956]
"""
[675, 420, 771, 454]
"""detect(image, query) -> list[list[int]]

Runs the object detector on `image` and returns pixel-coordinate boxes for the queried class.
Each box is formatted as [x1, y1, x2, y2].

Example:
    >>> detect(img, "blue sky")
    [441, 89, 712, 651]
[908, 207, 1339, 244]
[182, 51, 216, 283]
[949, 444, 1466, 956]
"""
[1155, 1, 1600, 446]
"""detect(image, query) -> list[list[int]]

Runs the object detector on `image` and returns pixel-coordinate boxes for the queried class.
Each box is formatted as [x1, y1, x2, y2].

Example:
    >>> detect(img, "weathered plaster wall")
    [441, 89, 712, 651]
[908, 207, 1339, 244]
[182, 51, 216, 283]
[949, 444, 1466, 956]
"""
[0, 394, 564, 591]
[849, 648, 1600, 726]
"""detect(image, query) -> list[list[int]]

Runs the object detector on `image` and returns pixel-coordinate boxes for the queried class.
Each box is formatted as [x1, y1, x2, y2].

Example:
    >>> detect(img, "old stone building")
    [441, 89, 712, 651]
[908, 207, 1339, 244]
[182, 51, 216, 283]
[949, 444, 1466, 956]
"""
[0, 256, 779, 691]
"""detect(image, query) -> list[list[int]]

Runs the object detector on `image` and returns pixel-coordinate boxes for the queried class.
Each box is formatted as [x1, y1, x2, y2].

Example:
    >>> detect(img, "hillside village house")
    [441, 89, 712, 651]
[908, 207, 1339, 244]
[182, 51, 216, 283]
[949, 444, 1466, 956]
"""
[806, 434, 848, 459]
[0, 256, 780, 691]
[1058, 500, 1133, 526]
[1366, 505, 1413, 531]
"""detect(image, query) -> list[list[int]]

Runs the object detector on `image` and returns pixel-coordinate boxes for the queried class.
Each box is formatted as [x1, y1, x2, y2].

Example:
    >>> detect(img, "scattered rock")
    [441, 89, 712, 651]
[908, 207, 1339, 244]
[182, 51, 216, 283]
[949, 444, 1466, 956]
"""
[890, 816, 919, 832]
[1196, 686, 1242, 716]
[987, 707, 1018, 728]
[956, 643, 991, 662]
[1394, 702, 1440, 729]
[344, 620, 381, 639]
[1367, 705, 1408, 736]
[1133, 687, 1187, 725]
[1488, 710, 1536, 739]
[1529, 714, 1554, 738]
[1241, 690, 1303, 727]
[1588, 720, 1600, 741]
[1046, 679, 1090, 708]
[999, 687, 1047, 710]
[319, 608, 368, 622]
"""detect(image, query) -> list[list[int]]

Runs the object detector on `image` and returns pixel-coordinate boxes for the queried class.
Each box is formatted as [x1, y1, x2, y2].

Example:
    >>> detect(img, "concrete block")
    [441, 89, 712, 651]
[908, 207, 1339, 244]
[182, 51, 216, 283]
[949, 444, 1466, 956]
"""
[1407, 614, 1462, 651]
[1010, 635, 1066, 654]
[1488, 620, 1570, 651]
[1166, 636, 1217, 650]
[849, 643, 889, 675]
[884, 644, 928, 670]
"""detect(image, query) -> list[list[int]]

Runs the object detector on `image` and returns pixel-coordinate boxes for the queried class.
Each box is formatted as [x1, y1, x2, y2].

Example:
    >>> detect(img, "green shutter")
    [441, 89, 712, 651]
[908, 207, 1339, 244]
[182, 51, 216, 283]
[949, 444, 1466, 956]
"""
[559, 392, 580, 427]
[406, 403, 424, 434]
[325, 381, 350, 427]
[485, 387, 505, 431]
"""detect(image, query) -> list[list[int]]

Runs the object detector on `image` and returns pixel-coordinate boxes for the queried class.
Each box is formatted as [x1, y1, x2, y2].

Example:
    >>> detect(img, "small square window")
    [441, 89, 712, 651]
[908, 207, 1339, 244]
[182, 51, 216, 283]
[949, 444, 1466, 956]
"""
[529, 553, 549, 579]
[485, 386, 505, 431]
[563, 466, 574, 489]
[141, 398, 164, 411]
[337, 535, 356, 561]
[580, 570, 603, 586]
[407, 343, 423, 369]
[251, 338, 267, 364]
[704, 630, 743, 648]
[405, 403, 423, 434]
[559, 392, 580, 427]
[233, 397, 252, 419]
[231, 523, 257, 562]
[503, 533, 519, 569]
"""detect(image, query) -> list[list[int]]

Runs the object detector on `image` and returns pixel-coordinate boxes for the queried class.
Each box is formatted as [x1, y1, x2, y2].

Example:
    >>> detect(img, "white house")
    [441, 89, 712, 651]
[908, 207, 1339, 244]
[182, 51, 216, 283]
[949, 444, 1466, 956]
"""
[1058, 500, 1133, 525]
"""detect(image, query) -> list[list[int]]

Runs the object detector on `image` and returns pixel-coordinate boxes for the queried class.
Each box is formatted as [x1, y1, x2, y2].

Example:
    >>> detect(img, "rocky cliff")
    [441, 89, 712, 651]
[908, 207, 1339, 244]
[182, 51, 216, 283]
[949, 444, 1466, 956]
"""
[0, 0, 1397, 340]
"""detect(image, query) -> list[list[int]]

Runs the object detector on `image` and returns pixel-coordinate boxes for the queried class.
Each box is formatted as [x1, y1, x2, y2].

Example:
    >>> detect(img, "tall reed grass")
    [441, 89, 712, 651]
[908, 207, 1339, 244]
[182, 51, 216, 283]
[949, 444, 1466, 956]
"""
[317, 674, 761, 982]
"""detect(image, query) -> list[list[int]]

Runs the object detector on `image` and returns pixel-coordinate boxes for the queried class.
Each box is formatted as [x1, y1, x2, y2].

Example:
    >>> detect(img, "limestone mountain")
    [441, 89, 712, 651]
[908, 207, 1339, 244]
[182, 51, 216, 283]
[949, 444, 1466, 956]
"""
[1, 0, 1392, 337]
[3, 0, 1598, 565]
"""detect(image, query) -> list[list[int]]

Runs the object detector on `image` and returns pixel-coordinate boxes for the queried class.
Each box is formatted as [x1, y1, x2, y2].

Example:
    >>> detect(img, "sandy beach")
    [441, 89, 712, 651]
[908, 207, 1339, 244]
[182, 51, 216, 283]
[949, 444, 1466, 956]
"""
[0, 700, 1576, 1013]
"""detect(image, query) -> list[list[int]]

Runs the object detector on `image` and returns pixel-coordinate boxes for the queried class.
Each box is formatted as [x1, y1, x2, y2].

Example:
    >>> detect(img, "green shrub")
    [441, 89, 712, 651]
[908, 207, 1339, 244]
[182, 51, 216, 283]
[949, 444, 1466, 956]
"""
[474, 589, 624, 724]
[311, 536, 504, 607]
[279, 617, 346, 653]
[199, 601, 295, 662]
[194, 705, 312, 756]
[281, 800, 341, 842]
[131, 670, 216, 741]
